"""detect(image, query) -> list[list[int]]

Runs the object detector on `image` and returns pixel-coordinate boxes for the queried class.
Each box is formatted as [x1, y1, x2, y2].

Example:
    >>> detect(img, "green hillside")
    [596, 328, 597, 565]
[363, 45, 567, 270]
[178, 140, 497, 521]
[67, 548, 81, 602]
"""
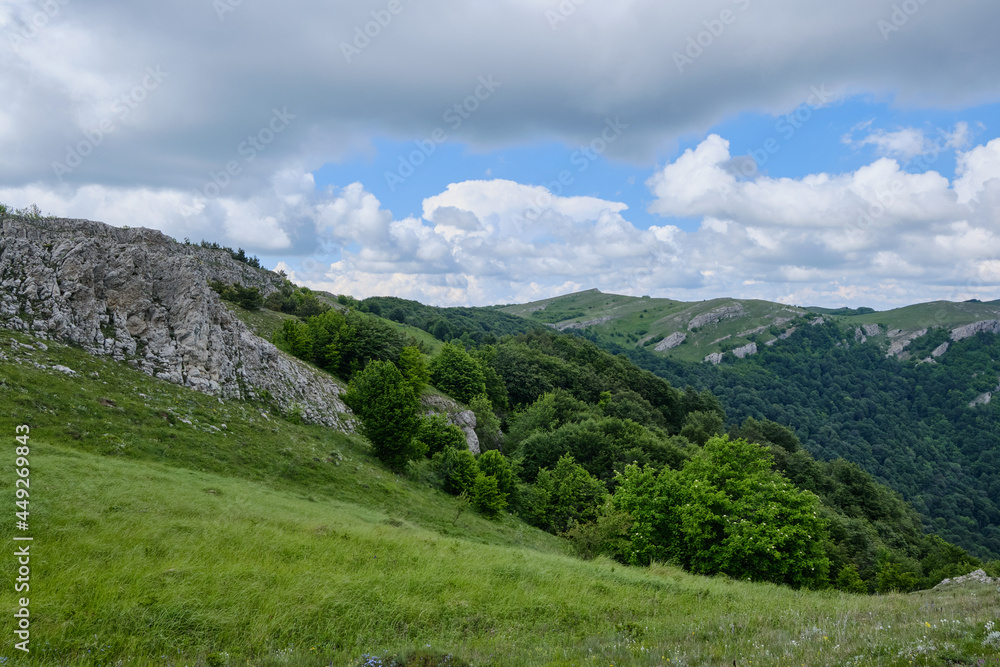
[3, 329, 1000, 666]
[500, 290, 1000, 363]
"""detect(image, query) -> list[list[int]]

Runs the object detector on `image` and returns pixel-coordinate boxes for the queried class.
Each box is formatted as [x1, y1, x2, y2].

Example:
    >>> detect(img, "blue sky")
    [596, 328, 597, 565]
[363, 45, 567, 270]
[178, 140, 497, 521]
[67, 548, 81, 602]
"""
[4, 0, 1000, 308]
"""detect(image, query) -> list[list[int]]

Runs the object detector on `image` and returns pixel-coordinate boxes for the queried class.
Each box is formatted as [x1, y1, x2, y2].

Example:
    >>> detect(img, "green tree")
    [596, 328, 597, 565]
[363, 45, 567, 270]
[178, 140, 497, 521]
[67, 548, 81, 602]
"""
[275, 319, 315, 361]
[471, 473, 506, 518]
[470, 394, 502, 452]
[613, 436, 830, 588]
[679, 410, 724, 446]
[534, 454, 607, 533]
[343, 361, 422, 470]
[415, 414, 467, 457]
[835, 563, 868, 594]
[477, 450, 516, 501]
[398, 345, 430, 394]
[430, 342, 487, 404]
[432, 447, 479, 496]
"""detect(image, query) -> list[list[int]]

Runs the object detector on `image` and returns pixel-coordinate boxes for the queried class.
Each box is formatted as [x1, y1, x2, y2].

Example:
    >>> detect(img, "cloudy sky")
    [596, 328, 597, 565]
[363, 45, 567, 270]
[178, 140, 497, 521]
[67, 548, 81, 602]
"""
[3, 0, 1000, 308]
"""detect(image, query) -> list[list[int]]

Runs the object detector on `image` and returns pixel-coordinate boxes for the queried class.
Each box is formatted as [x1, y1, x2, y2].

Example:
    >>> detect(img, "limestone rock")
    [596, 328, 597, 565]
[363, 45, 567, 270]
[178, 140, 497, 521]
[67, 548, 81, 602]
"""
[934, 569, 999, 589]
[688, 303, 744, 330]
[732, 342, 757, 359]
[0, 216, 351, 429]
[931, 342, 949, 358]
[886, 329, 927, 357]
[951, 320, 1000, 342]
[654, 332, 686, 352]
[862, 323, 883, 337]
[704, 352, 724, 365]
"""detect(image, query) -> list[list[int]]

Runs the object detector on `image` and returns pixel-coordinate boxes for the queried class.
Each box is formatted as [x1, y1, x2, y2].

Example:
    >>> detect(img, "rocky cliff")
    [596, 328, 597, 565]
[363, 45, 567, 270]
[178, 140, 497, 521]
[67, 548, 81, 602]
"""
[0, 216, 352, 429]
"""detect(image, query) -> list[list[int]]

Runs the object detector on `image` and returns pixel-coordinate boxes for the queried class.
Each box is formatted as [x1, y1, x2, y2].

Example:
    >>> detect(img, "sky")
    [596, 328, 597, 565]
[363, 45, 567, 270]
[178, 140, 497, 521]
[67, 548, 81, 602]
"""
[2, 0, 1000, 309]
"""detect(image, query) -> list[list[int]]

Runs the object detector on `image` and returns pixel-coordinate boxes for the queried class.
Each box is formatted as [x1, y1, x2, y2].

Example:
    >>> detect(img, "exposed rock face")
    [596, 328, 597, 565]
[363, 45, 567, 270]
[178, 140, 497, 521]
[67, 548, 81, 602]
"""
[951, 320, 1000, 342]
[737, 325, 766, 338]
[931, 342, 950, 358]
[854, 327, 867, 344]
[732, 342, 757, 359]
[420, 394, 480, 454]
[0, 216, 352, 429]
[934, 569, 999, 589]
[556, 315, 615, 331]
[688, 303, 744, 330]
[704, 352, 724, 365]
[654, 331, 686, 352]
[862, 323, 883, 337]
[886, 329, 928, 357]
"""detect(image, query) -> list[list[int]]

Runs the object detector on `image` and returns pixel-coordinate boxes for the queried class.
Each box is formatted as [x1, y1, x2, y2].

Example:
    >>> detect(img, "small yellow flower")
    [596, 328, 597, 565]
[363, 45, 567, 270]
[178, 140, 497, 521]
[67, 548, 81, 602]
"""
[925, 622, 931, 628]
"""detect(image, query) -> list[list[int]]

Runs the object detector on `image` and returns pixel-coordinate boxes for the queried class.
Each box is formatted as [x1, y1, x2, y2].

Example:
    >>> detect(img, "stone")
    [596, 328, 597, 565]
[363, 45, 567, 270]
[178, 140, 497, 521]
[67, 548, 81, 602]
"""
[688, 303, 744, 330]
[0, 217, 352, 430]
[654, 332, 686, 352]
[732, 342, 757, 359]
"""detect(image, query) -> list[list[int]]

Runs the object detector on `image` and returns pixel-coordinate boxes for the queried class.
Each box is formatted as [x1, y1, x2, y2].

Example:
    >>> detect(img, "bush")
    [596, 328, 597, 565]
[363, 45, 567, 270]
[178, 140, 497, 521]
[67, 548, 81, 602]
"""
[471, 473, 506, 518]
[430, 343, 487, 404]
[432, 447, 479, 496]
[835, 563, 869, 594]
[470, 394, 502, 451]
[476, 450, 516, 500]
[398, 346, 430, 394]
[343, 361, 423, 470]
[534, 454, 607, 533]
[416, 414, 467, 458]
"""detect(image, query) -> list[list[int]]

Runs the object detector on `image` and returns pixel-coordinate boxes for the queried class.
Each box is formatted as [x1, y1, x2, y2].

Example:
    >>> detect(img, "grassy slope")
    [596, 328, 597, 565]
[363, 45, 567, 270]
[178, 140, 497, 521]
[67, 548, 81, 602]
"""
[501, 291, 1000, 362]
[2, 330, 999, 666]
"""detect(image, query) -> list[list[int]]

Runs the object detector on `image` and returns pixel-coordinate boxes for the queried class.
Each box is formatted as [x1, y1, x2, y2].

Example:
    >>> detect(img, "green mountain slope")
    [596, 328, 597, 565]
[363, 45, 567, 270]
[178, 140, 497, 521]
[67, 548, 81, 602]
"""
[501, 290, 1000, 363]
[3, 328, 1000, 666]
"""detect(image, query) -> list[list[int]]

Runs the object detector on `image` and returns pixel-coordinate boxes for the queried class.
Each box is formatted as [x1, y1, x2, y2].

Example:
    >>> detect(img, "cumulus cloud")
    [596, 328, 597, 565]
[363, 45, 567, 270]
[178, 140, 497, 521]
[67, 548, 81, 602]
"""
[3, 0, 1000, 190]
[842, 122, 973, 160]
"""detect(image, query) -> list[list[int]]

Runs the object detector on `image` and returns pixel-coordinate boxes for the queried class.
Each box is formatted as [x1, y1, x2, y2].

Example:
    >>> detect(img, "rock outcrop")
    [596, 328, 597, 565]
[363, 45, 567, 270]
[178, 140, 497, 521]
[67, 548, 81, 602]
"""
[704, 352, 724, 365]
[934, 569, 999, 589]
[0, 216, 352, 429]
[951, 320, 1000, 342]
[688, 303, 744, 330]
[886, 329, 928, 357]
[420, 394, 480, 454]
[654, 331, 686, 352]
[732, 342, 758, 359]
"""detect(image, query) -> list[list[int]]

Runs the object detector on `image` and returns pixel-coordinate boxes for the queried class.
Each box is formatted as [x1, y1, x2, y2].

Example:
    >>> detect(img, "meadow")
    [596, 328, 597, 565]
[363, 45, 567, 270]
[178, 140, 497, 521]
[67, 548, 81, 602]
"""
[1, 329, 998, 666]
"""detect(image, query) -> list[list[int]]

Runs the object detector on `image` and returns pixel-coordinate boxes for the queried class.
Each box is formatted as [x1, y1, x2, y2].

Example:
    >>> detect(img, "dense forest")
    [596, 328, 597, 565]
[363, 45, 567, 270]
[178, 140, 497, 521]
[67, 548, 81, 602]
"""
[586, 322, 1000, 560]
[261, 288, 995, 592]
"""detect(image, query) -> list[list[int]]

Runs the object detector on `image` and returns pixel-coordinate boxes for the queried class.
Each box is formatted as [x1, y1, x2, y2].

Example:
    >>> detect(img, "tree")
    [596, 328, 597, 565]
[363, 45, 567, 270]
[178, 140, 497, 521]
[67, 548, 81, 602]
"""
[471, 473, 506, 518]
[613, 436, 830, 589]
[430, 342, 487, 404]
[433, 447, 479, 496]
[343, 361, 422, 470]
[477, 450, 516, 501]
[415, 414, 467, 457]
[836, 564, 868, 594]
[470, 394, 502, 452]
[397, 345, 430, 394]
[534, 454, 607, 533]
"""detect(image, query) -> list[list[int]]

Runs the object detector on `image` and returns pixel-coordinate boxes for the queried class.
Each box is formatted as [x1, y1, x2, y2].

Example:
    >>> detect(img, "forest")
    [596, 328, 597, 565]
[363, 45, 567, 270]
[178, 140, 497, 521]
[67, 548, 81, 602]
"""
[251, 287, 997, 593]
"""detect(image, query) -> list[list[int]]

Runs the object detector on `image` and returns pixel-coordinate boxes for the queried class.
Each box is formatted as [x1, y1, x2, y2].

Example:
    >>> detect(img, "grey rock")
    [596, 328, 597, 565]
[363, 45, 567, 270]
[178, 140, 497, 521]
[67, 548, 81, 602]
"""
[688, 303, 744, 330]
[951, 320, 1000, 342]
[931, 342, 950, 358]
[732, 342, 758, 359]
[51, 364, 76, 375]
[854, 327, 867, 344]
[654, 332, 686, 352]
[934, 569, 999, 589]
[862, 323, 883, 337]
[886, 329, 927, 357]
[704, 352, 724, 365]
[420, 394, 480, 454]
[0, 217, 351, 430]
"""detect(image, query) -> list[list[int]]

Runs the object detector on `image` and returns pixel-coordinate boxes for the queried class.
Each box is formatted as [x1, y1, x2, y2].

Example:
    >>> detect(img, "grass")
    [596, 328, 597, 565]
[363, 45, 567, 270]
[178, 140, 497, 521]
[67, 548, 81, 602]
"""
[1, 329, 999, 666]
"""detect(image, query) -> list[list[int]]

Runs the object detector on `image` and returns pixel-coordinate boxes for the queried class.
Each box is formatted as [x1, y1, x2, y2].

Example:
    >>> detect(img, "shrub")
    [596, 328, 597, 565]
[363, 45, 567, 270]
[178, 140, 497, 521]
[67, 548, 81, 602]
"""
[416, 414, 467, 457]
[430, 343, 487, 404]
[343, 361, 422, 470]
[471, 473, 506, 518]
[432, 447, 479, 496]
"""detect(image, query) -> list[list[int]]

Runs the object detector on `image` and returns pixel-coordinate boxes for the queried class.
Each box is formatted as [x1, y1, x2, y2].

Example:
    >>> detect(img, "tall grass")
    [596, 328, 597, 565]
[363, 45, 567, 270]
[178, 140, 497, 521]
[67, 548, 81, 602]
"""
[1, 329, 998, 666]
